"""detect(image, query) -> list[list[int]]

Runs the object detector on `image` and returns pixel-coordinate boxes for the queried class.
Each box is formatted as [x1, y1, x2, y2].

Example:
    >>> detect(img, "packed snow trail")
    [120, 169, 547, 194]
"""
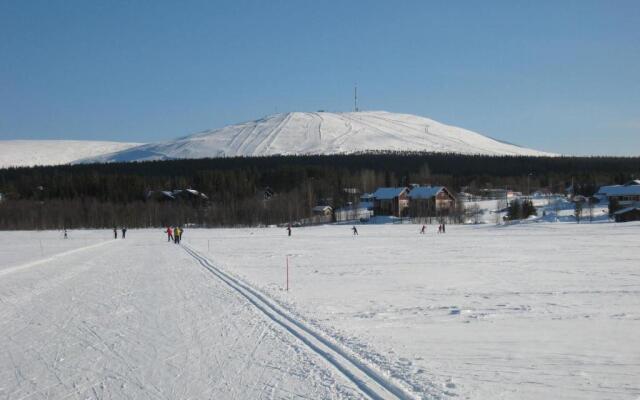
[0, 233, 367, 399]
[182, 244, 417, 400]
[0, 237, 114, 277]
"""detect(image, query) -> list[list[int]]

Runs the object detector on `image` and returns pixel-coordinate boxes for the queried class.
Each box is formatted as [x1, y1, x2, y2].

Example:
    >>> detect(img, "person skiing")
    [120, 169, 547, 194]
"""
[442, 222, 446, 233]
[420, 225, 426, 234]
[437, 224, 442, 234]
[113, 227, 118, 239]
[122, 227, 127, 239]
[174, 227, 181, 244]
[64, 229, 68, 239]
[178, 227, 184, 242]
[286, 224, 291, 237]
[166, 226, 173, 242]
[352, 226, 358, 235]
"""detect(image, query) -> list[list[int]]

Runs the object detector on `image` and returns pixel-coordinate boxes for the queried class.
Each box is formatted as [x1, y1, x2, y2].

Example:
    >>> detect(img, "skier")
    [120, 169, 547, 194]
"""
[352, 226, 358, 235]
[437, 224, 442, 234]
[286, 224, 291, 237]
[420, 225, 426, 234]
[122, 227, 127, 239]
[178, 227, 184, 242]
[64, 229, 68, 239]
[113, 227, 118, 239]
[166, 226, 173, 242]
[174, 227, 181, 244]
[442, 222, 446, 234]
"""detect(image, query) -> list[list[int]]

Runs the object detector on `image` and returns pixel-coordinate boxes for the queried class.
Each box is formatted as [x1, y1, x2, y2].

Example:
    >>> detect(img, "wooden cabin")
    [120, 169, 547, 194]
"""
[372, 187, 410, 217]
[407, 186, 456, 216]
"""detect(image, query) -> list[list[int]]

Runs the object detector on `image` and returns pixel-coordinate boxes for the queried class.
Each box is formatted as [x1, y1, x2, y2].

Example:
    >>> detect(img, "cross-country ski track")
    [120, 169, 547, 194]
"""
[0, 231, 430, 400]
[182, 244, 416, 400]
[4, 225, 638, 399]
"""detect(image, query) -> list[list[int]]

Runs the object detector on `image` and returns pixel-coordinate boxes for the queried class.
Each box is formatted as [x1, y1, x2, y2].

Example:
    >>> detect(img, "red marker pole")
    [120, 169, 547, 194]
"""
[286, 255, 289, 291]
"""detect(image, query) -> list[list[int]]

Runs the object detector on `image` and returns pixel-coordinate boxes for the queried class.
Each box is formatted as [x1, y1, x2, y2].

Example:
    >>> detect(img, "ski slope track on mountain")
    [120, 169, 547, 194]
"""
[0, 140, 141, 168]
[80, 111, 555, 163]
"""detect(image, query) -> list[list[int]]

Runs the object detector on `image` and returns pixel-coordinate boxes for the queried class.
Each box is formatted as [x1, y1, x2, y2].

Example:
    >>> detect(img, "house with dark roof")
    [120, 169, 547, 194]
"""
[407, 186, 456, 216]
[371, 187, 410, 217]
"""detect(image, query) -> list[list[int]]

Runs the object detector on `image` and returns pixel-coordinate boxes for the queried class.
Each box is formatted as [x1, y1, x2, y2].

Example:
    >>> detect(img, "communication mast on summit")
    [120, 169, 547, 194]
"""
[353, 84, 359, 112]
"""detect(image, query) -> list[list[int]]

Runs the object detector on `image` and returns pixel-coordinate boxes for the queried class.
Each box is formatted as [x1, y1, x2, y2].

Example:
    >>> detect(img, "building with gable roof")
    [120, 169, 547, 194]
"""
[595, 180, 640, 206]
[407, 186, 456, 217]
[371, 187, 410, 217]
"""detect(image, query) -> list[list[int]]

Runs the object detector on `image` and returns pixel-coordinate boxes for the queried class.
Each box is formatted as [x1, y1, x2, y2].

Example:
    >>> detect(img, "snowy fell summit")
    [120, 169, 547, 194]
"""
[79, 111, 555, 163]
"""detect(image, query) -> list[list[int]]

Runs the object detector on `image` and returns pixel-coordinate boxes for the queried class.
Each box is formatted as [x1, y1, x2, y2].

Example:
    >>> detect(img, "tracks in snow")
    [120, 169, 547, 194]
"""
[182, 244, 416, 400]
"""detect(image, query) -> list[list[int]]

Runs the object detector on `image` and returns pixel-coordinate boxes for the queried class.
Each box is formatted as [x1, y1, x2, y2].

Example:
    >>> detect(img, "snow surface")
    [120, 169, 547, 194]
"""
[0, 140, 141, 169]
[185, 223, 640, 399]
[2, 223, 638, 399]
[79, 111, 555, 163]
[0, 231, 368, 399]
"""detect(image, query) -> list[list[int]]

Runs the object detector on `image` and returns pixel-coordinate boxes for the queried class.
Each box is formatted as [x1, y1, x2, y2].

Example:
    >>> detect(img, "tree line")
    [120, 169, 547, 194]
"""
[0, 152, 638, 229]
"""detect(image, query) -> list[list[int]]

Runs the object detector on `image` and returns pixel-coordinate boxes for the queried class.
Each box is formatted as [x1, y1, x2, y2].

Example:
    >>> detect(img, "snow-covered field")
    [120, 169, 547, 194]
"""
[463, 195, 611, 224]
[1, 223, 639, 399]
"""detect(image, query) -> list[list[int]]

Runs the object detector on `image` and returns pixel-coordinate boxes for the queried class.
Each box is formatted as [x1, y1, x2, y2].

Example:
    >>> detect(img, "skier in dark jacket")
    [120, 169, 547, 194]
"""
[113, 227, 118, 239]
[352, 226, 358, 235]
[286, 224, 291, 237]
[122, 228, 127, 239]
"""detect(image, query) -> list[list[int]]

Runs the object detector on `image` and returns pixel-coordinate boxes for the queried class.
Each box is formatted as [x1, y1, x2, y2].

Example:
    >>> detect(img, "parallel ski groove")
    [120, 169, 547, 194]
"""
[182, 244, 416, 400]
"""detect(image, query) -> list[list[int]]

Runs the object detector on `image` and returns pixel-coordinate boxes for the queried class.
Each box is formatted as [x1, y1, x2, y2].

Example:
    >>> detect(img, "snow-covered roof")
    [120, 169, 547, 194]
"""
[147, 189, 208, 201]
[614, 206, 640, 215]
[185, 189, 208, 199]
[596, 182, 640, 197]
[372, 187, 407, 200]
[408, 186, 445, 199]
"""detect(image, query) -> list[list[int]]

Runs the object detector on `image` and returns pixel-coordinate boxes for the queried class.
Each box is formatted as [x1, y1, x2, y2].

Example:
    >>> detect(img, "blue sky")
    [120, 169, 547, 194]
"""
[1, 0, 639, 155]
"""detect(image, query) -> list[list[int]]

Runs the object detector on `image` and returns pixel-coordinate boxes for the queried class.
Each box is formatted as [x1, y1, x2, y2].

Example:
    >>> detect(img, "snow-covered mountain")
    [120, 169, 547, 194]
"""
[80, 111, 555, 163]
[0, 140, 141, 168]
[0, 112, 554, 168]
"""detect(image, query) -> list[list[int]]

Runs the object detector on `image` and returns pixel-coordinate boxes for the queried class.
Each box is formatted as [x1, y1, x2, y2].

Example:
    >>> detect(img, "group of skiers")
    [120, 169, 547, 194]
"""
[286, 223, 447, 237]
[419, 223, 446, 234]
[286, 224, 359, 236]
[113, 227, 127, 239]
[165, 226, 184, 244]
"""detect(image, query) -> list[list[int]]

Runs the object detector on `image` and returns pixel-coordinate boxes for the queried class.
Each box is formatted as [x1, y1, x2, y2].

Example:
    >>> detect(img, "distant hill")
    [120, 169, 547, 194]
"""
[1, 112, 555, 168]
[0, 140, 141, 168]
[78, 111, 555, 163]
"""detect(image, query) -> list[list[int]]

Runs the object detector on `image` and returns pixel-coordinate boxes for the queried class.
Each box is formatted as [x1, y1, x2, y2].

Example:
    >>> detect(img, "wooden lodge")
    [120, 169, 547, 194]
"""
[371, 187, 410, 217]
[407, 186, 456, 216]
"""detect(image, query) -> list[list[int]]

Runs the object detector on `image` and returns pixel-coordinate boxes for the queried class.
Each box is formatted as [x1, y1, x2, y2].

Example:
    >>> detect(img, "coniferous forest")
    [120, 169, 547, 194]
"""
[0, 152, 638, 229]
